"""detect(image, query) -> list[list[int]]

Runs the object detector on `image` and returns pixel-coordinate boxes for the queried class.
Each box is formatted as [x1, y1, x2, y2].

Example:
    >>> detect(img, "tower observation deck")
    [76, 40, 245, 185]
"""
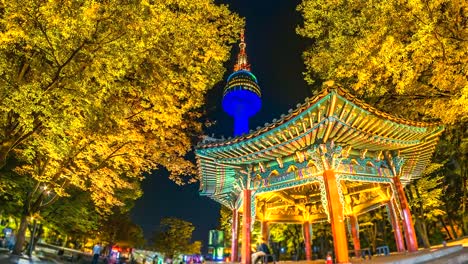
[222, 30, 261, 136]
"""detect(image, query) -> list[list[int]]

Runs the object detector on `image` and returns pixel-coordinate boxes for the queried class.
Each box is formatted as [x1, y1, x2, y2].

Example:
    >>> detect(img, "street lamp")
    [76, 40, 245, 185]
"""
[28, 218, 38, 257]
[28, 186, 53, 257]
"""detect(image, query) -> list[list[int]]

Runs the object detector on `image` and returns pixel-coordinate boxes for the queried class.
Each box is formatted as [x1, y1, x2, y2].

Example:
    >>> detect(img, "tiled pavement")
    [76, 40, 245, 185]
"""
[2, 241, 467, 264]
[215, 244, 467, 264]
[0, 248, 60, 264]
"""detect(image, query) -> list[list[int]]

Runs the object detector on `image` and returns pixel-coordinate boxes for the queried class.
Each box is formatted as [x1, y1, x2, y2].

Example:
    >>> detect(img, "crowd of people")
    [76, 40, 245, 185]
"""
[90, 244, 174, 264]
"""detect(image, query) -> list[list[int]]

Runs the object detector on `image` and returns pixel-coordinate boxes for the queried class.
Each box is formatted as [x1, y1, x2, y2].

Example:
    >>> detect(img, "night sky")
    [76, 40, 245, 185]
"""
[131, 0, 313, 250]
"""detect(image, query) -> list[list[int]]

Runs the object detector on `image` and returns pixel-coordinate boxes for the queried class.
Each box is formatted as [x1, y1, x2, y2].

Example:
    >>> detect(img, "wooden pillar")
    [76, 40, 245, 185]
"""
[241, 189, 252, 264]
[232, 208, 239, 262]
[303, 221, 312, 261]
[393, 177, 418, 252]
[387, 201, 405, 252]
[261, 221, 269, 242]
[323, 170, 349, 263]
[349, 215, 361, 257]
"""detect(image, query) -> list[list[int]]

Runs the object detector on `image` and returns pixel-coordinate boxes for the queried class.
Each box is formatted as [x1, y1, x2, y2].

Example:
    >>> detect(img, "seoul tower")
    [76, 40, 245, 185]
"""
[222, 30, 262, 136]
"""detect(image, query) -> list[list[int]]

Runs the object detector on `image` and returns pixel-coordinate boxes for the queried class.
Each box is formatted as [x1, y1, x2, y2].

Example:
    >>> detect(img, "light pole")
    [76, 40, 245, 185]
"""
[27, 219, 37, 257]
[28, 187, 51, 257]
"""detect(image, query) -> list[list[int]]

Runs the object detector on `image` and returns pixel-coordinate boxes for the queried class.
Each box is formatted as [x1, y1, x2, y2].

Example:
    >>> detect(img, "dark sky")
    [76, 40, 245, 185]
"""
[131, 0, 312, 251]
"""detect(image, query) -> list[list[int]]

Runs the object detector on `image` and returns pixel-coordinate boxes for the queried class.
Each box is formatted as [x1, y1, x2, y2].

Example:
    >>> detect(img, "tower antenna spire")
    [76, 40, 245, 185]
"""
[223, 28, 261, 136]
[234, 29, 250, 71]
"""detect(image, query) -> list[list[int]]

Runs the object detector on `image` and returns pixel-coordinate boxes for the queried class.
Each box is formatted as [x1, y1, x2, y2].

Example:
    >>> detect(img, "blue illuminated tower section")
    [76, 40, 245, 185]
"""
[222, 30, 261, 136]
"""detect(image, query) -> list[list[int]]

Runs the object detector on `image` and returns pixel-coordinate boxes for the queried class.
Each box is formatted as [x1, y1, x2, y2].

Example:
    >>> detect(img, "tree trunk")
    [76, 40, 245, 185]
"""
[292, 241, 298, 260]
[462, 162, 468, 236]
[0, 145, 10, 169]
[62, 235, 68, 247]
[13, 214, 29, 255]
[372, 224, 377, 252]
[382, 211, 388, 245]
[32, 224, 43, 251]
[422, 221, 431, 247]
[277, 241, 281, 261]
[320, 236, 324, 259]
[439, 217, 455, 240]
[13, 217, 19, 229]
[12, 191, 44, 255]
[414, 220, 430, 248]
[447, 217, 459, 239]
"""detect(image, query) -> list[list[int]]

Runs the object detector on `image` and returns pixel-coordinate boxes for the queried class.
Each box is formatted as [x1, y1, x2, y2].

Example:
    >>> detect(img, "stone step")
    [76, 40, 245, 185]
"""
[355, 245, 465, 264]
[424, 247, 468, 264]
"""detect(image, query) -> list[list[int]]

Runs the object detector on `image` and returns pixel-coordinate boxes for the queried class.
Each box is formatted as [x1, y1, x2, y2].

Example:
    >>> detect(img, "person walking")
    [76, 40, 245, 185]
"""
[251, 239, 270, 264]
[2, 226, 12, 248]
[326, 252, 333, 264]
[92, 243, 102, 264]
[153, 255, 163, 264]
[6, 230, 15, 252]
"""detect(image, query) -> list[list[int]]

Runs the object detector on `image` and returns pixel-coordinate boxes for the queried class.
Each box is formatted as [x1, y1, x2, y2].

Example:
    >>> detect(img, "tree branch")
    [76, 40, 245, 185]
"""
[94, 142, 130, 170]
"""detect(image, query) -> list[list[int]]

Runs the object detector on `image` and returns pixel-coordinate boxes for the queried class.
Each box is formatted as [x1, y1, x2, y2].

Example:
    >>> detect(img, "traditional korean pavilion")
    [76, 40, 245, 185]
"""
[195, 33, 444, 264]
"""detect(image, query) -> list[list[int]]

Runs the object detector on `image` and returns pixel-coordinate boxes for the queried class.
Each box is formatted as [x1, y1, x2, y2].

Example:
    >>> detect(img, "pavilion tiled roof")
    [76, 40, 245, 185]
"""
[198, 87, 439, 149]
[195, 86, 444, 205]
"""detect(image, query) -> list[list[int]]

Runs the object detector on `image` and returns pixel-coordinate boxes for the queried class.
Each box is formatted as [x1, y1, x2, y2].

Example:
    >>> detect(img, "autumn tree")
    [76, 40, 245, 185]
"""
[0, 159, 32, 218]
[297, 0, 467, 244]
[297, 0, 467, 124]
[0, 0, 243, 254]
[99, 211, 145, 249]
[269, 223, 304, 260]
[407, 173, 446, 248]
[433, 123, 468, 237]
[41, 190, 100, 245]
[218, 205, 233, 250]
[152, 217, 202, 258]
[309, 222, 333, 259]
[357, 207, 397, 253]
[268, 223, 288, 260]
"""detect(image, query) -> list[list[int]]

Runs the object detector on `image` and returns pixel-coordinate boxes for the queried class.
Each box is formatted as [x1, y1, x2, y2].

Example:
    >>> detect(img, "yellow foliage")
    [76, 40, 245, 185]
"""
[297, 0, 468, 124]
[0, 0, 243, 213]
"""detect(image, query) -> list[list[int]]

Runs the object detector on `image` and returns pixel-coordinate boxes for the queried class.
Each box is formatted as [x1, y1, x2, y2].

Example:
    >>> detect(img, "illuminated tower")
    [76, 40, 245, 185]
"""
[222, 30, 261, 136]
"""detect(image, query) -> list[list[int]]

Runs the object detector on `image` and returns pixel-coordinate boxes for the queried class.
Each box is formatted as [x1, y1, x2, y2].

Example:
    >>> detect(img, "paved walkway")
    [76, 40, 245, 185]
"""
[220, 243, 467, 264]
[352, 245, 466, 263]
[2, 239, 467, 264]
[273, 239, 468, 264]
[0, 253, 44, 264]
[285, 246, 467, 263]
[228, 246, 466, 263]
[0, 248, 62, 264]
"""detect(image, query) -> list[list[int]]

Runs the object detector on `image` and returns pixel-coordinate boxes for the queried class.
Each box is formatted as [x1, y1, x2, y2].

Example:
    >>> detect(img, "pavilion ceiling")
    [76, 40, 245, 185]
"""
[248, 181, 392, 223]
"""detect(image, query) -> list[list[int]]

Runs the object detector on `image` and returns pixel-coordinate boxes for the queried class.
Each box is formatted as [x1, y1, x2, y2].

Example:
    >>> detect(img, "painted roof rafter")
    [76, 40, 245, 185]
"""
[196, 85, 444, 207]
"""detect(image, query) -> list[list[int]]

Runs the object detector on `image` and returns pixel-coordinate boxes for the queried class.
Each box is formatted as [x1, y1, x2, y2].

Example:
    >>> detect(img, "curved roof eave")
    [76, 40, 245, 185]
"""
[196, 87, 443, 158]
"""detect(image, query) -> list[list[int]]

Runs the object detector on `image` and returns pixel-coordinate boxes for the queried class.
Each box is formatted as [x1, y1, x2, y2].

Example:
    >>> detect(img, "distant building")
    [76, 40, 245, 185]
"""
[207, 230, 224, 261]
